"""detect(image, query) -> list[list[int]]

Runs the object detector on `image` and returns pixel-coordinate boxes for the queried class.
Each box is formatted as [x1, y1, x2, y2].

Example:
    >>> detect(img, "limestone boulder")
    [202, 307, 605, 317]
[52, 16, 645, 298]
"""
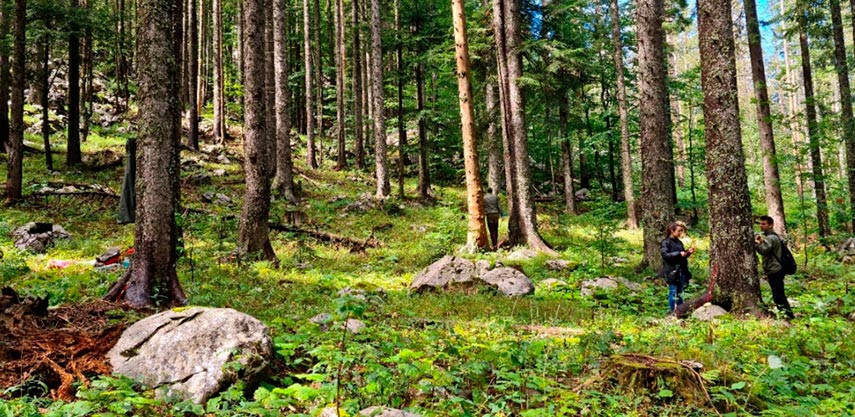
[409, 256, 476, 292]
[479, 267, 535, 296]
[108, 307, 273, 404]
[692, 304, 728, 321]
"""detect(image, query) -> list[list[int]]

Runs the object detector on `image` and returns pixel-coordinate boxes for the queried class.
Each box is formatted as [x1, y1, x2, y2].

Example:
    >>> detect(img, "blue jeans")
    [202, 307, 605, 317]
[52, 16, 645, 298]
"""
[668, 282, 684, 313]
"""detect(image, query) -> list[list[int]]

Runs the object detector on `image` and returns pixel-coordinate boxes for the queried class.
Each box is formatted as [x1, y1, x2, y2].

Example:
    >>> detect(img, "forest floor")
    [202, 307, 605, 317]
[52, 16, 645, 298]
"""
[1, 125, 855, 416]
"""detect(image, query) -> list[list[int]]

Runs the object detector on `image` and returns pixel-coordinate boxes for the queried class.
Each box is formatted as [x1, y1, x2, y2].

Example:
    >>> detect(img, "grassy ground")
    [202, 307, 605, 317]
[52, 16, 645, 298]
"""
[1, 124, 855, 416]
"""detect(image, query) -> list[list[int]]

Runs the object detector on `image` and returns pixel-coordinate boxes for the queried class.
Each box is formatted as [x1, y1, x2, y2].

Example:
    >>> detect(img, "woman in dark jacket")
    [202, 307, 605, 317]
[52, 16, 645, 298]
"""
[660, 222, 694, 313]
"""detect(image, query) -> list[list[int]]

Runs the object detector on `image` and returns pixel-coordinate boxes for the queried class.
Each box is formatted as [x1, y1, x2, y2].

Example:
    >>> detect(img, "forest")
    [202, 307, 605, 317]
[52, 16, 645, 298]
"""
[1, 0, 855, 413]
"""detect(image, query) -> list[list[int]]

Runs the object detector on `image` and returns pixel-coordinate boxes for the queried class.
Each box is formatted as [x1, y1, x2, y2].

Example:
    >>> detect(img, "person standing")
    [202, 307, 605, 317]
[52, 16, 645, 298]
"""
[483, 188, 502, 250]
[660, 222, 694, 313]
[754, 215, 794, 319]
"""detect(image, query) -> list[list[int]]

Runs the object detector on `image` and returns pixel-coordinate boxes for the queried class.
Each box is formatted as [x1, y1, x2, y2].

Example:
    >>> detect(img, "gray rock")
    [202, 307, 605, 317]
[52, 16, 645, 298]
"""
[580, 276, 640, 297]
[479, 267, 535, 296]
[319, 408, 344, 417]
[12, 223, 70, 253]
[215, 193, 232, 205]
[108, 307, 273, 404]
[338, 287, 367, 300]
[538, 278, 567, 289]
[474, 260, 492, 278]
[575, 188, 590, 201]
[344, 319, 366, 334]
[410, 256, 476, 292]
[838, 238, 855, 263]
[359, 406, 423, 417]
[310, 313, 333, 324]
[545, 259, 572, 271]
[692, 304, 728, 321]
[506, 249, 539, 262]
[212, 168, 227, 177]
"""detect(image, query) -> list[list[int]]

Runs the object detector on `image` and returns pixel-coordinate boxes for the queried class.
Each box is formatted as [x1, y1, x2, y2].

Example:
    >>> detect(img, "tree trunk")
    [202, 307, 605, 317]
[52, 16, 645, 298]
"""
[238, 0, 277, 262]
[637, 0, 675, 270]
[187, 0, 199, 150]
[798, 10, 830, 238]
[832, 0, 855, 231]
[213, 0, 225, 142]
[667, 38, 685, 189]
[698, 0, 761, 312]
[108, 0, 187, 307]
[395, 0, 405, 198]
[274, 0, 297, 203]
[611, 0, 637, 228]
[352, 0, 364, 169]
[452, 0, 488, 250]
[198, 0, 208, 113]
[67, 0, 82, 166]
[0, 0, 8, 156]
[304, 0, 317, 168]
[334, 0, 346, 169]
[5, 0, 24, 204]
[370, 0, 390, 198]
[265, 0, 276, 175]
[492, 0, 552, 252]
[416, 61, 431, 199]
[41, 38, 52, 172]
[485, 80, 502, 194]
[559, 93, 576, 214]
[81, 12, 93, 143]
[314, 0, 323, 166]
[745, 0, 787, 235]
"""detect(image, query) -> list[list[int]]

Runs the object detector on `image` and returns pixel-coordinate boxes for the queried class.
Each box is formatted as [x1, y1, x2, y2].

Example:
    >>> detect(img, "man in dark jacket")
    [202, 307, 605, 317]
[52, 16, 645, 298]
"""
[661, 222, 694, 313]
[754, 215, 794, 319]
[483, 188, 503, 250]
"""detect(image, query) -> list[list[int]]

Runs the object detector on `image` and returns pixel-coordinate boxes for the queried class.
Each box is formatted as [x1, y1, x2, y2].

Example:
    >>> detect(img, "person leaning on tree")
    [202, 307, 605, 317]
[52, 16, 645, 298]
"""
[660, 222, 694, 313]
[754, 215, 795, 320]
[483, 188, 503, 251]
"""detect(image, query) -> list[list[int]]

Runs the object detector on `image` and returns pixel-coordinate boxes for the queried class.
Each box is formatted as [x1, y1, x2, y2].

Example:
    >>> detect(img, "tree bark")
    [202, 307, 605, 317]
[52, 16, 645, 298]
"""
[745, 0, 787, 235]
[416, 60, 431, 199]
[5, 0, 24, 203]
[452, 0, 488, 250]
[831, 0, 855, 231]
[213, 0, 225, 142]
[492, 0, 552, 252]
[41, 37, 52, 171]
[334, 0, 347, 169]
[304, 0, 318, 168]
[370, 0, 390, 198]
[698, 0, 761, 312]
[0, 0, 8, 156]
[559, 93, 576, 214]
[238, 0, 277, 262]
[352, 0, 365, 169]
[67, 0, 82, 166]
[187, 0, 199, 150]
[486, 80, 502, 194]
[265, 0, 276, 175]
[112, 0, 187, 307]
[395, 0, 405, 198]
[797, 10, 830, 237]
[611, 0, 637, 228]
[637, 0, 675, 270]
[274, 0, 297, 203]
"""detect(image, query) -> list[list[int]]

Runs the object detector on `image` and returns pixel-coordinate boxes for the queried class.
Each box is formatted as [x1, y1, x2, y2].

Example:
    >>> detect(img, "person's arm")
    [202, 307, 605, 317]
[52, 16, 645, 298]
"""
[755, 235, 774, 256]
[661, 240, 682, 261]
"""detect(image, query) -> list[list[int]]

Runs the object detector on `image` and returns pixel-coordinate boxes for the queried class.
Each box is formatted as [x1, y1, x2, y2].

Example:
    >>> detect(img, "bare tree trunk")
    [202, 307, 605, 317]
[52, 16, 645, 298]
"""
[187, 0, 199, 150]
[416, 61, 431, 199]
[698, 0, 761, 312]
[371, 0, 390, 197]
[395, 0, 405, 198]
[108, 0, 187, 307]
[611, 0, 637, 228]
[637, 0, 675, 270]
[486, 80, 502, 194]
[265, 0, 276, 175]
[41, 38, 52, 171]
[0, 1, 8, 155]
[238, 0, 277, 262]
[667, 37, 685, 189]
[832, 0, 855, 231]
[213, 0, 225, 142]
[492, 0, 552, 252]
[745, 0, 787, 235]
[452, 0, 488, 250]
[781, 0, 804, 198]
[314, 0, 323, 166]
[304, 0, 317, 168]
[67, 0, 82, 166]
[274, 0, 297, 203]
[798, 10, 830, 237]
[334, 0, 347, 169]
[352, 0, 364, 169]
[5, 0, 24, 203]
[559, 93, 576, 214]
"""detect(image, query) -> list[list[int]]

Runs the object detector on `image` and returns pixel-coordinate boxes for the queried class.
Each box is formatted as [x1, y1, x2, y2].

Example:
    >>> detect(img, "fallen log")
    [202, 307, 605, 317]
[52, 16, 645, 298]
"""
[268, 222, 382, 252]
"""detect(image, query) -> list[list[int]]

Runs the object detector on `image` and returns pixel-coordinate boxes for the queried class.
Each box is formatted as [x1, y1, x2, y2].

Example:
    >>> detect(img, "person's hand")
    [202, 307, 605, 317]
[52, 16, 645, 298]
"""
[755, 235, 763, 243]
[687, 247, 695, 255]
[680, 251, 687, 257]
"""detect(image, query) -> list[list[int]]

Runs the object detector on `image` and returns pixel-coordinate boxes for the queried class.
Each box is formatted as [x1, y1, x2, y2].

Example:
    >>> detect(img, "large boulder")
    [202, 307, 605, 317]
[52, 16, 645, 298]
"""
[479, 267, 535, 296]
[409, 256, 476, 292]
[12, 222, 70, 253]
[108, 307, 273, 404]
[692, 304, 728, 321]
[580, 276, 641, 297]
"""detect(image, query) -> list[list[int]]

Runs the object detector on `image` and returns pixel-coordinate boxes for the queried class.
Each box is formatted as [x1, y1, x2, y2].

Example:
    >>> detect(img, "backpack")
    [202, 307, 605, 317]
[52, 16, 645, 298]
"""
[770, 233, 797, 276]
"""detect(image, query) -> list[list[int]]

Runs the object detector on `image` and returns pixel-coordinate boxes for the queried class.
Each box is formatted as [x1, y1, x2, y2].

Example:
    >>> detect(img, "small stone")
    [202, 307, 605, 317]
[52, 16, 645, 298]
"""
[212, 168, 227, 176]
[538, 278, 567, 289]
[545, 259, 572, 271]
[692, 304, 728, 321]
[310, 313, 332, 324]
[506, 249, 539, 262]
[344, 319, 366, 334]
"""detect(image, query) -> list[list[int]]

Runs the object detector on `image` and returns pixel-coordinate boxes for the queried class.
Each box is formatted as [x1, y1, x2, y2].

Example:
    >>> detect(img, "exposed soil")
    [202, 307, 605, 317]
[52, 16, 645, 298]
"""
[0, 287, 136, 400]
